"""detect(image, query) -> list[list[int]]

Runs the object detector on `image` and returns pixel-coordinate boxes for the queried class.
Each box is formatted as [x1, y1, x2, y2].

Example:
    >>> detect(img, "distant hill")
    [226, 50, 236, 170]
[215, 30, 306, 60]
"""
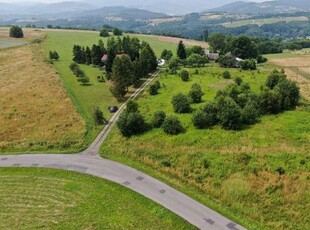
[210, 0, 310, 14]
[75, 6, 167, 20]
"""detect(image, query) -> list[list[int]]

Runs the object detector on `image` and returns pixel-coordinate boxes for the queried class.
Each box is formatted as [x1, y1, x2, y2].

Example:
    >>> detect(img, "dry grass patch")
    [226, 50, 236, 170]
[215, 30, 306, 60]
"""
[0, 43, 86, 152]
[271, 56, 310, 67]
[157, 36, 209, 49]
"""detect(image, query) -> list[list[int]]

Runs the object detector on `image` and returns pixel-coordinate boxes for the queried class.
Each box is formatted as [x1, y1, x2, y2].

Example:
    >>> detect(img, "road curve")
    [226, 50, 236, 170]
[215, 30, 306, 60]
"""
[0, 70, 246, 230]
[0, 154, 245, 230]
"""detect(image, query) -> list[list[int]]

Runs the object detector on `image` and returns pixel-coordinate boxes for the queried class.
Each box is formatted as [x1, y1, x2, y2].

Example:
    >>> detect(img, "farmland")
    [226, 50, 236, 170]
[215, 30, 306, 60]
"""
[0, 167, 195, 229]
[222, 16, 308, 28]
[101, 63, 310, 229]
[0, 29, 86, 153]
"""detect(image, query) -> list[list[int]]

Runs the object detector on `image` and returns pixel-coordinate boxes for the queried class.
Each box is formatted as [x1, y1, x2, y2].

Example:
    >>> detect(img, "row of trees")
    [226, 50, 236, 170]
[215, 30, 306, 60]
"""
[72, 40, 105, 66]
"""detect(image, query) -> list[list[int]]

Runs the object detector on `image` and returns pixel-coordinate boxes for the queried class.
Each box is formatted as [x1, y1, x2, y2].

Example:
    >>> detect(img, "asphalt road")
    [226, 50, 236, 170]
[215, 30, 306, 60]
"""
[0, 70, 246, 230]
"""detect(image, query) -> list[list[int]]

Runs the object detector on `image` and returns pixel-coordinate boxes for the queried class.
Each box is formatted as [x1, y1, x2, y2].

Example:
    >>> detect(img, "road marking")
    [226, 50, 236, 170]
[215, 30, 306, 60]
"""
[12, 164, 20, 166]
[123, 181, 131, 186]
[1, 158, 8, 161]
[204, 218, 215, 225]
[136, 176, 144, 181]
[227, 222, 239, 230]
[159, 189, 166, 194]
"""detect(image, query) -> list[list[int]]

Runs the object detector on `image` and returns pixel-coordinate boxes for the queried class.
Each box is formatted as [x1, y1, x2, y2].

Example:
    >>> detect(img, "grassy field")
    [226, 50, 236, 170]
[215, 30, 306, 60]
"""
[0, 167, 195, 230]
[222, 16, 308, 28]
[0, 29, 86, 153]
[101, 64, 310, 230]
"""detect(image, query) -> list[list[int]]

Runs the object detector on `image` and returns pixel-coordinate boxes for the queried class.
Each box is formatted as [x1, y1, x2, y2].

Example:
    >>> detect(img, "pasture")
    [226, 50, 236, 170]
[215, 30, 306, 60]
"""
[0, 167, 195, 229]
[102, 64, 310, 230]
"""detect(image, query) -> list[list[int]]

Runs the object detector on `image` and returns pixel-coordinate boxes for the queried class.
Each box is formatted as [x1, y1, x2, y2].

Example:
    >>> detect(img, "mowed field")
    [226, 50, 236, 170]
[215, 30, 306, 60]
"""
[0, 168, 195, 230]
[266, 51, 310, 101]
[0, 28, 86, 152]
[102, 65, 310, 230]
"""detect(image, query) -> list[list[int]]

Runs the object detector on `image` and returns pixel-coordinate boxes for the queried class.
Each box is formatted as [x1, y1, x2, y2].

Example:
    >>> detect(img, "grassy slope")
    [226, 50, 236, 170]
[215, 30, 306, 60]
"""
[0, 167, 195, 230]
[101, 64, 310, 230]
[42, 30, 181, 147]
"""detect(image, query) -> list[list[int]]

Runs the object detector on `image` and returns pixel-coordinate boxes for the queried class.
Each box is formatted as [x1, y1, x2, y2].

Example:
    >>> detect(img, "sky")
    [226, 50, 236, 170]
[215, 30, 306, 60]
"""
[0, 0, 270, 3]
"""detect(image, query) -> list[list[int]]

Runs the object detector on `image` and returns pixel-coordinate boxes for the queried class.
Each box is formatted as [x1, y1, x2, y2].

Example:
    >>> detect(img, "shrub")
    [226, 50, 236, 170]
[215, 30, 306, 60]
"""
[239, 59, 257, 70]
[152, 111, 166, 128]
[259, 88, 282, 114]
[162, 116, 184, 135]
[77, 76, 90, 85]
[117, 111, 147, 137]
[265, 70, 286, 89]
[202, 101, 218, 126]
[217, 96, 242, 130]
[9, 26, 24, 38]
[126, 100, 139, 113]
[99, 28, 109, 37]
[218, 56, 234, 68]
[222, 70, 231, 79]
[192, 109, 209, 129]
[275, 167, 285, 175]
[189, 83, 204, 103]
[172, 93, 191, 113]
[180, 70, 190, 82]
[92, 107, 107, 125]
[257, 55, 268, 64]
[149, 81, 160, 95]
[275, 79, 300, 110]
[241, 100, 260, 125]
[49, 51, 59, 60]
[234, 77, 243, 86]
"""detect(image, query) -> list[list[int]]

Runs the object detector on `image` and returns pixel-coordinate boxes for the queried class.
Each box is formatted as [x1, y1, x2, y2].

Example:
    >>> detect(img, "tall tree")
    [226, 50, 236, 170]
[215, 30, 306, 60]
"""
[73, 45, 84, 63]
[228, 35, 258, 59]
[177, 40, 187, 59]
[91, 44, 103, 66]
[140, 42, 158, 75]
[85, 46, 92, 65]
[111, 55, 133, 100]
[208, 33, 226, 53]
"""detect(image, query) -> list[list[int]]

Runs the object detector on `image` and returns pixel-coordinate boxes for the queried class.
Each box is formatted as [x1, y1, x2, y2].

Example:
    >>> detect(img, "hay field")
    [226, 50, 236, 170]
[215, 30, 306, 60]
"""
[0, 41, 86, 152]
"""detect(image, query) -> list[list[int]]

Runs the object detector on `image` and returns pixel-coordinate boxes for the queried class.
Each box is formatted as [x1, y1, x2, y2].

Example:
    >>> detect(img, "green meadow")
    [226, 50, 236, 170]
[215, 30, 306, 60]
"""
[0, 168, 195, 230]
[101, 64, 310, 230]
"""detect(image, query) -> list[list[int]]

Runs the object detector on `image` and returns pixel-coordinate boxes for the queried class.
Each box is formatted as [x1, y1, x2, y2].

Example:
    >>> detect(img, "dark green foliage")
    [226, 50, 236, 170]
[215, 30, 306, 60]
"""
[117, 111, 147, 137]
[140, 43, 158, 75]
[202, 101, 218, 126]
[192, 109, 209, 129]
[177, 40, 187, 59]
[161, 49, 173, 60]
[111, 55, 133, 100]
[265, 70, 286, 89]
[234, 77, 243, 86]
[241, 100, 260, 125]
[239, 59, 257, 70]
[257, 55, 268, 64]
[275, 79, 300, 110]
[186, 46, 205, 56]
[259, 88, 282, 114]
[99, 28, 109, 37]
[172, 93, 191, 113]
[149, 83, 160, 95]
[218, 56, 234, 68]
[189, 83, 204, 103]
[229, 35, 258, 59]
[113, 27, 123, 36]
[77, 76, 90, 85]
[85, 46, 92, 65]
[152, 110, 166, 128]
[222, 70, 231, 79]
[257, 41, 283, 54]
[91, 44, 103, 66]
[208, 33, 226, 53]
[168, 58, 179, 74]
[69, 62, 89, 85]
[105, 48, 116, 74]
[9, 26, 23, 38]
[187, 54, 208, 67]
[92, 107, 107, 125]
[73, 45, 84, 63]
[126, 100, 139, 113]
[162, 116, 184, 135]
[132, 59, 144, 87]
[49, 50, 59, 60]
[217, 96, 242, 130]
[180, 70, 190, 82]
